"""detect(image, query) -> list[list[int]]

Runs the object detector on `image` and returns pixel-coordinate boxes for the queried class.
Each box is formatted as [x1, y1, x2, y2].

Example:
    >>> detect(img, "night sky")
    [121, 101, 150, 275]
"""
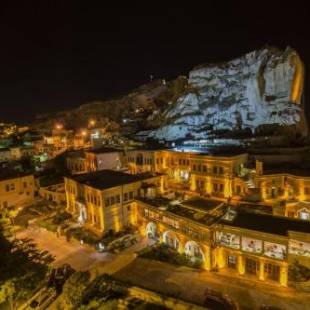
[1, 1, 309, 124]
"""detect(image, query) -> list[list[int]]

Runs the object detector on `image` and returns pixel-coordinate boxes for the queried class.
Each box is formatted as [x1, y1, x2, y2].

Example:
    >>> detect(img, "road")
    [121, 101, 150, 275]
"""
[113, 258, 310, 310]
[16, 227, 115, 270]
[16, 227, 310, 310]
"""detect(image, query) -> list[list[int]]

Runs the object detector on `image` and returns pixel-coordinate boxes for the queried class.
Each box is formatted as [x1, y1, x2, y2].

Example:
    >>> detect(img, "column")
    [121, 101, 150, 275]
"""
[202, 244, 212, 271]
[280, 264, 288, 287]
[259, 260, 265, 281]
[238, 254, 245, 275]
[218, 247, 226, 269]
[190, 175, 196, 192]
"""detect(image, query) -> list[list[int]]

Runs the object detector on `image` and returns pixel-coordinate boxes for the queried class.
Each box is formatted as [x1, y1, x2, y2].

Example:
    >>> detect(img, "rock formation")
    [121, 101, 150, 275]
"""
[147, 46, 307, 142]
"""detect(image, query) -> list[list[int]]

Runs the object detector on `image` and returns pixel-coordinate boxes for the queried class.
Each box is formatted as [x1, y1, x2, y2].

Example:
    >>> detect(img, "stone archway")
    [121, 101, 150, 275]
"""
[185, 240, 205, 262]
[163, 230, 180, 250]
[146, 222, 158, 240]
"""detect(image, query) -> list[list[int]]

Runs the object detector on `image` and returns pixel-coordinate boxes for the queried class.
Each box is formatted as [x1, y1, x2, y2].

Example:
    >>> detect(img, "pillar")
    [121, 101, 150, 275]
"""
[202, 245, 212, 271]
[259, 260, 265, 281]
[217, 248, 226, 269]
[178, 236, 186, 254]
[238, 254, 245, 275]
[280, 264, 288, 287]
[190, 174, 196, 192]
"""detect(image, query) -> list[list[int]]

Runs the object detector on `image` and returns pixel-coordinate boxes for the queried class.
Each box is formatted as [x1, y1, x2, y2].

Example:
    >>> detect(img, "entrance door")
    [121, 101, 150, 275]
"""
[245, 258, 259, 276]
[227, 255, 237, 270]
[264, 263, 280, 282]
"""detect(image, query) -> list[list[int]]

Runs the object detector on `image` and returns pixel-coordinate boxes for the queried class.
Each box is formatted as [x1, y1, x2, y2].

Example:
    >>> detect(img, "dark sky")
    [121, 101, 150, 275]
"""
[1, 1, 309, 124]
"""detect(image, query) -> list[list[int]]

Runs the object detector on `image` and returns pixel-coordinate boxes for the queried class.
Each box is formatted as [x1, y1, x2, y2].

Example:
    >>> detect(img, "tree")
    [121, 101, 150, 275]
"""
[63, 271, 90, 309]
[0, 223, 53, 309]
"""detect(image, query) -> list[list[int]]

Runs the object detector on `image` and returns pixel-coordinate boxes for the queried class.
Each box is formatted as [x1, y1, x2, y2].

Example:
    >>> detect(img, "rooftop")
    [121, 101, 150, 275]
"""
[170, 146, 246, 157]
[262, 164, 310, 177]
[85, 147, 124, 154]
[183, 198, 223, 212]
[0, 169, 32, 182]
[220, 209, 310, 236]
[66, 170, 162, 190]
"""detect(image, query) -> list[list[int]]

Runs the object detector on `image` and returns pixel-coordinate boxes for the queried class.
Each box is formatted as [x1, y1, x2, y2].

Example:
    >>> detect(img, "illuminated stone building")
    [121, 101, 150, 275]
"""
[0, 148, 11, 162]
[126, 148, 248, 199]
[64, 170, 166, 233]
[85, 147, 124, 172]
[66, 151, 87, 175]
[254, 161, 310, 220]
[136, 197, 310, 286]
[0, 170, 35, 208]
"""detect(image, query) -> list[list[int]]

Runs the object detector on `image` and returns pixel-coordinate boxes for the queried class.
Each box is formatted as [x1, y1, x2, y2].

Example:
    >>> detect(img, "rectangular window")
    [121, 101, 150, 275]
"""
[219, 184, 224, 192]
[110, 196, 115, 205]
[105, 198, 110, 207]
[193, 164, 196, 171]
[203, 165, 207, 172]
[129, 191, 134, 200]
[23, 182, 27, 188]
[213, 166, 218, 174]
[116, 195, 120, 203]
[213, 183, 218, 192]
[304, 187, 310, 195]
[219, 167, 224, 174]
[227, 255, 237, 269]
[179, 159, 182, 165]
[124, 193, 129, 201]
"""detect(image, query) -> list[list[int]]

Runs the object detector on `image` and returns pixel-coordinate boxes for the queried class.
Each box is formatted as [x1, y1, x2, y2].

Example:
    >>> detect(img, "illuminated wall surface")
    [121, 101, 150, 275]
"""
[264, 241, 287, 260]
[216, 232, 240, 249]
[289, 239, 310, 257]
[242, 237, 262, 253]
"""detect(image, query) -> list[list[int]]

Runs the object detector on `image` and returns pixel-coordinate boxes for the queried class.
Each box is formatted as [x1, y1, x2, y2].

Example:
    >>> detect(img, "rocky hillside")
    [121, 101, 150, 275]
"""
[33, 77, 187, 134]
[146, 46, 307, 142]
[33, 46, 307, 145]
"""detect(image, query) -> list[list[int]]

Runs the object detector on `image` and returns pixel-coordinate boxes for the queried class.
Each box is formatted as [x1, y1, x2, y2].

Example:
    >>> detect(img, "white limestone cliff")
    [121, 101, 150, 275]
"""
[148, 46, 306, 141]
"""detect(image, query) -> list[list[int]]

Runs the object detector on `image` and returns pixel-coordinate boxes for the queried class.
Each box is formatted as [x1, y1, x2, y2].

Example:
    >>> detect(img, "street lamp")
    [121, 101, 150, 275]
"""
[89, 119, 96, 127]
[55, 123, 63, 130]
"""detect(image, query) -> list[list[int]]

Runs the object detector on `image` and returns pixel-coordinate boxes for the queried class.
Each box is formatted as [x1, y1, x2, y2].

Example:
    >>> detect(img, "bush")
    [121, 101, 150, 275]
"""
[82, 274, 125, 306]
[36, 219, 57, 232]
[67, 227, 101, 245]
[139, 243, 202, 268]
[63, 271, 90, 309]
[52, 211, 72, 225]
[289, 260, 310, 282]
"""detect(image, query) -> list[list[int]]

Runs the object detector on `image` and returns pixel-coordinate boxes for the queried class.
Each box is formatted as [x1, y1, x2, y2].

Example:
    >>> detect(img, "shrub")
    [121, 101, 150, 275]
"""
[52, 211, 72, 225]
[289, 260, 310, 282]
[139, 243, 202, 269]
[63, 271, 90, 309]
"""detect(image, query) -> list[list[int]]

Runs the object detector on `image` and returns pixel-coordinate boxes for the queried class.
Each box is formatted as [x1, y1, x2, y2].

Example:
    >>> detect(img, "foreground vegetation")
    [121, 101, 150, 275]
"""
[138, 243, 202, 269]
[0, 222, 54, 309]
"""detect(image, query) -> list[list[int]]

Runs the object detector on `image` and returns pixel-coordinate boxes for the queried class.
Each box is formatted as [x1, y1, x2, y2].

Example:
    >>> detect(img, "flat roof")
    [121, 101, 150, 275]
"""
[220, 210, 310, 236]
[183, 198, 223, 211]
[262, 164, 310, 177]
[66, 170, 161, 190]
[85, 147, 124, 154]
[0, 169, 32, 182]
[169, 146, 246, 157]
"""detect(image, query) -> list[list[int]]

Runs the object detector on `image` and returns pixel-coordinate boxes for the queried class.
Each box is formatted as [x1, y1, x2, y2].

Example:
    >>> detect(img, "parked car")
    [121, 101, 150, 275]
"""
[106, 234, 137, 252]
[47, 263, 75, 293]
[28, 288, 57, 309]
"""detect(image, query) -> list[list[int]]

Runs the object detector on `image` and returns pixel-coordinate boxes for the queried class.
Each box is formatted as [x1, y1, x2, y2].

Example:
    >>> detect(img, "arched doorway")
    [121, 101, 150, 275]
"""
[185, 240, 205, 262]
[146, 222, 158, 240]
[163, 231, 180, 250]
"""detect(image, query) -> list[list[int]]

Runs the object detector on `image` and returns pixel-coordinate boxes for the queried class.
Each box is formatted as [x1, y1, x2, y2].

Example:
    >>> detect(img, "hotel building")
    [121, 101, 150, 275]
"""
[0, 170, 35, 209]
